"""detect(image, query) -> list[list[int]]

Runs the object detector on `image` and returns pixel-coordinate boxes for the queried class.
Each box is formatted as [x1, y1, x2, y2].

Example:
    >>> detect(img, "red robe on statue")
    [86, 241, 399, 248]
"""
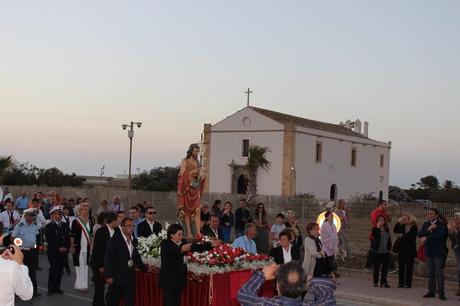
[178, 158, 205, 216]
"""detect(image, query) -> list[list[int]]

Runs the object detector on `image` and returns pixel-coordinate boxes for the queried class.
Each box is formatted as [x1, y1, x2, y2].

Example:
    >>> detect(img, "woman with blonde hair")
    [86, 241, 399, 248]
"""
[70, 202, 93, 292]
[393, 213, 418, 288]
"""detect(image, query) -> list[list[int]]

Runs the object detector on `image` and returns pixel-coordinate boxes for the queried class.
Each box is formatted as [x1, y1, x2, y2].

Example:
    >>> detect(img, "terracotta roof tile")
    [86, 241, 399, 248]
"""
[250, 106, 367, 139]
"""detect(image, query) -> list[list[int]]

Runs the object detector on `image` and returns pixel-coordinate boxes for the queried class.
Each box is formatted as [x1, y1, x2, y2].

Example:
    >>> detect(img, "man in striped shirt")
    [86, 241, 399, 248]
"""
[237, 262, 336, 306]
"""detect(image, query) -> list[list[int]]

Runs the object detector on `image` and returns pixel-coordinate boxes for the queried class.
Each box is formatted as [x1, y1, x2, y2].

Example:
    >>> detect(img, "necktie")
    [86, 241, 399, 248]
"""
[9, 212, 14, 226]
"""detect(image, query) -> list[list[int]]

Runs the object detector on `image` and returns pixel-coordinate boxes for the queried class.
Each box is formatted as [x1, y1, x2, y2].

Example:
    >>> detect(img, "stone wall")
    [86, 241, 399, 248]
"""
[3, 185, 314, 225]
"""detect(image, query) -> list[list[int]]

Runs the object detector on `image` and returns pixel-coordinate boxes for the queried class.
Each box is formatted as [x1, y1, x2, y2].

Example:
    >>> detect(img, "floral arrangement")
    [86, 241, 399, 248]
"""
[138, 230, 273, 274]
[137, 223, 169, 266]
[186, 243, 273, 275]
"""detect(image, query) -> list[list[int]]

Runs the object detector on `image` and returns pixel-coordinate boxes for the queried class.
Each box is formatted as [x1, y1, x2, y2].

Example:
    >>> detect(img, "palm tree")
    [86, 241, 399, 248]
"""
[0, 155, 12, 183]
[244, 145, 271, 204]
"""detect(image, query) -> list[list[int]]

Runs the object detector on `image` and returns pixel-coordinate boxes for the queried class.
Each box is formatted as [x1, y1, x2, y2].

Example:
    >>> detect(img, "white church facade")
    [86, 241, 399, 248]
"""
[201, 106, 391, 201]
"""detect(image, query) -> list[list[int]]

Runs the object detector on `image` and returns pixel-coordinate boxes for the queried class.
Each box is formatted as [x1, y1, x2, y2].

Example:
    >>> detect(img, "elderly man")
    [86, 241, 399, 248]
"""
[108, 195, 124, 213]
[232, 223, 257, 253]
[238, 262, 336, 306]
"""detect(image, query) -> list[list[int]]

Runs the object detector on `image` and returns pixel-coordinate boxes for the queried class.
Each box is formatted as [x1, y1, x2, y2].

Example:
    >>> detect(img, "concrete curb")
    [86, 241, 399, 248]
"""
[337, 267, 458, 290]
[336, 291, 420, 306]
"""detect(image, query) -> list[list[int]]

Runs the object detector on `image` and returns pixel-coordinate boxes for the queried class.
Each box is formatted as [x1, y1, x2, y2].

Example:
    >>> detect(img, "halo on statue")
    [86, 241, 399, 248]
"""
[316, 211, 342, 233]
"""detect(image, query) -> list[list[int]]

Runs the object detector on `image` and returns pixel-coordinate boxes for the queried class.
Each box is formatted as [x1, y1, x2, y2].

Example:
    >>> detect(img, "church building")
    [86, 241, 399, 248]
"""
[201, 106, 391, 201]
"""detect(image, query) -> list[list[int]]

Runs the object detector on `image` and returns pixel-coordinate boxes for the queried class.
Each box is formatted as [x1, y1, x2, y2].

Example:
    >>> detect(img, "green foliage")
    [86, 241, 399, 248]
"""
[132, 167, 179, 191]
[244, 145, 271, 204]
[417, 175, 440, 190]
[0, 155, 13, 183]
[404, 175, 460, 203]
[3, 162, 85, 187]
[245, 145, 271, 172]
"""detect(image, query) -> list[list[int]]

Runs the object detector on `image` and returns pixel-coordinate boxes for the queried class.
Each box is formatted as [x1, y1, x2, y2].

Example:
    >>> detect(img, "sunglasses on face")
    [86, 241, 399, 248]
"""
[147, 211, 156, 215]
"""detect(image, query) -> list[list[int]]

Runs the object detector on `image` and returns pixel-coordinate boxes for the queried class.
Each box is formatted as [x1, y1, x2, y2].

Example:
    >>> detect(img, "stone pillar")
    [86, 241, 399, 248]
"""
[281, 123, 296, 196]
[202, 123, 212, 192]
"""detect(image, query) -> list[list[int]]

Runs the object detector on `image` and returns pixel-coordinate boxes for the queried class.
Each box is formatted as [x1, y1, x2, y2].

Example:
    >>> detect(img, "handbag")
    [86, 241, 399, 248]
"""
[324, 255, 337, 273]
[416, 243, 426, 262]
[392, 237, 402, 254]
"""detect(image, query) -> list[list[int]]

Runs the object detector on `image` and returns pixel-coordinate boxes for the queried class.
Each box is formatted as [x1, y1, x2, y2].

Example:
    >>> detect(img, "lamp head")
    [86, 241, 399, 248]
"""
[122, 124, 128, 130]
[136, 122, 142, 128]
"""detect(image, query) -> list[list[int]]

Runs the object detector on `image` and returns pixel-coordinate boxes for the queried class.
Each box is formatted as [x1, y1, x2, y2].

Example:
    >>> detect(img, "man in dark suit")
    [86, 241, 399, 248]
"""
[159, 223, 220, 306]
[104, 217, 148, 306]
[269, 230, 301, 265]
[137, 206, 162, 238]
[90, 212, 118, 306]
[418, 208, 448, 301]
[202, 214, 224, 240]
[44, 205, 71, 295]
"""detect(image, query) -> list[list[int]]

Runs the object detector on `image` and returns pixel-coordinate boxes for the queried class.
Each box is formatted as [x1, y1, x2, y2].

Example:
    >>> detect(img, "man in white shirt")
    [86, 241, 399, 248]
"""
[0, 245, 34, 306]
[0, 201, 21, 234]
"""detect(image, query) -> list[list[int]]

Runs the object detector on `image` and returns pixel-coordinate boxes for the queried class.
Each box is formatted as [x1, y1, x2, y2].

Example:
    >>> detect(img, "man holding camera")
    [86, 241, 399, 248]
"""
[0, 244, 34, 306]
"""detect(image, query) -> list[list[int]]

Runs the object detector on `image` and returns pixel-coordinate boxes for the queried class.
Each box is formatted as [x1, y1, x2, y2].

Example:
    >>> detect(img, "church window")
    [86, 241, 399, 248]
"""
[242, 139, 250, 157]
[380, 155, 384, 168]
[315, 142, 322, 163]
[351, 148, 357, 167]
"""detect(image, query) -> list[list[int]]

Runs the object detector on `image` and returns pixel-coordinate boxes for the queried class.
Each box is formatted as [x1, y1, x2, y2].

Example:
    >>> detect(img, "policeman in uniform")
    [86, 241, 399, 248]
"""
[11, 208, 41, 298]
[44, 205, 70, 295]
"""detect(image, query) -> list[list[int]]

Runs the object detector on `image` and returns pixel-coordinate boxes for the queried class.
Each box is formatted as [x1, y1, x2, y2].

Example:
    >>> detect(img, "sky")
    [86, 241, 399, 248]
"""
[1, 1, 459, 188]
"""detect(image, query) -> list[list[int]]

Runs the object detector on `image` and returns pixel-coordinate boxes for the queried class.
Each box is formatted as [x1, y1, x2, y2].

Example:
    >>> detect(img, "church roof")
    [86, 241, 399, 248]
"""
[249, 106, 367, 139]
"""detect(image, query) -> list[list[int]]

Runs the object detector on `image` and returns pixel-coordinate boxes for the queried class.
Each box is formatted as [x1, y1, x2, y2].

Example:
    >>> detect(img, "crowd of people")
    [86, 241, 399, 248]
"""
[1, 190, 460, 305]
[365, 200, 460, 301]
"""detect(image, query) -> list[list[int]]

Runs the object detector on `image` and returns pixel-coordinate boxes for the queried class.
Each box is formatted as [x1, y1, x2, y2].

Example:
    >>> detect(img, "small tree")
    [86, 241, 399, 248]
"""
[417, 175, 439, 190]
[0, 155, 12, 183]
[244, 145, 271, 204]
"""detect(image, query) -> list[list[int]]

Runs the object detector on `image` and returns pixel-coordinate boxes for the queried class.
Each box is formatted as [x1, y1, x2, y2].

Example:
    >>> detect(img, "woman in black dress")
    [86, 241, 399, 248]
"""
[393, 213, 418, 288]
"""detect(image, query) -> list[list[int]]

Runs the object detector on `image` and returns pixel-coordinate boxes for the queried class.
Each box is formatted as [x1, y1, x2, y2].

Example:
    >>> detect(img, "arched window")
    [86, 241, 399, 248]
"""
[379, 190, 383, 202]
[237, 175, 247, 194]
[330, 184, 337, 201]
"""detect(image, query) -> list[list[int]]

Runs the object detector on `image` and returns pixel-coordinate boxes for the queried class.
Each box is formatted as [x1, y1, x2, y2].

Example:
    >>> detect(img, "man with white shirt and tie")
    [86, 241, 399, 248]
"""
[0, 200, 21, 236]
[44, 205, 70, 295]
[137, 206, 162, 238]
[0, 245, 34, 306]
[90, 212, 118, 306]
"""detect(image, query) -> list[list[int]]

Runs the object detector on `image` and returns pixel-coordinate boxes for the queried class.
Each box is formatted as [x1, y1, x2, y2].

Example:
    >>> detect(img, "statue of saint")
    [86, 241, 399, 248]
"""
[177, 143, 205, 239]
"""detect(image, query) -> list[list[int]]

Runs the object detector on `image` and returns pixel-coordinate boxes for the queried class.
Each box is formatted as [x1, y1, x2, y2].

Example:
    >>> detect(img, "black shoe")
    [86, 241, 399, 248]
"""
[404, 285, 411, 288]
[398, 284, 403, 288]
[36, 266, 42, 271]
[56, 289, 64, 294]
[66, 269, 71, 275]
[439, 293, 446, 301]
[423, 293, 436, 298]
[374, 283, 378, 287]
[33, 292, 41, 298]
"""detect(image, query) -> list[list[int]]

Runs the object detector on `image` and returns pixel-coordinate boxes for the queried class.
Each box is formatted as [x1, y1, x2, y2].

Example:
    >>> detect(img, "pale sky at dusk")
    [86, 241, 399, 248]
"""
[1, 1, 459, 188]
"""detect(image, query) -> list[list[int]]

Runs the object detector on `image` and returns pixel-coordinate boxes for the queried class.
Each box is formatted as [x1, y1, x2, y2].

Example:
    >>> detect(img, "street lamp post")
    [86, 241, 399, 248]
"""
[122, 121, 142, 190]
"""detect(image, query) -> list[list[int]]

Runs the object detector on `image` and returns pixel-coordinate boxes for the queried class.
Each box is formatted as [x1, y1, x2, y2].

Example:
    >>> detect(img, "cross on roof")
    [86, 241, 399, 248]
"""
[244, 88, 253, 107]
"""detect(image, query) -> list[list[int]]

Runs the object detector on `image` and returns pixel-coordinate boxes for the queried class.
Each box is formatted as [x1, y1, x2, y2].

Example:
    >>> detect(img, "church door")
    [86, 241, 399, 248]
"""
[237, 175, 248, 194]
[330, 184, 337, 201]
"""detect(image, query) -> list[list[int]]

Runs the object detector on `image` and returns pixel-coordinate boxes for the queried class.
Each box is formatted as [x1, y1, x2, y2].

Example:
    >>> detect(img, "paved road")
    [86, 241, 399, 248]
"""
[16, 253, 92, 306]
[14, 254, 398, 306]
